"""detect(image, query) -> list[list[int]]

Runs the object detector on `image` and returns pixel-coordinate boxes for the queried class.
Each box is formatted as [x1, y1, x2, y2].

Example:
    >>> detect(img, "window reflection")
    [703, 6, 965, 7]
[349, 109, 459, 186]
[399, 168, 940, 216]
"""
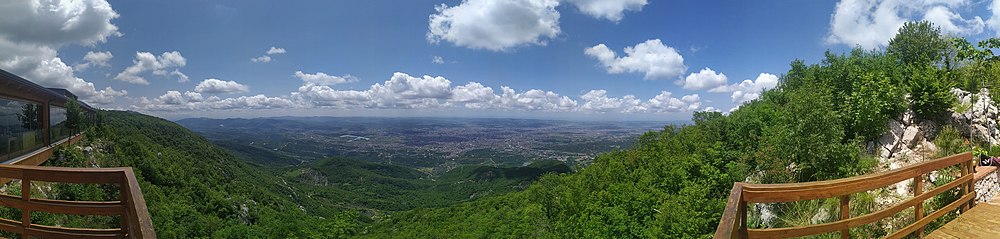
[50, 105, 69, 141]
[0, 97, 43, 162]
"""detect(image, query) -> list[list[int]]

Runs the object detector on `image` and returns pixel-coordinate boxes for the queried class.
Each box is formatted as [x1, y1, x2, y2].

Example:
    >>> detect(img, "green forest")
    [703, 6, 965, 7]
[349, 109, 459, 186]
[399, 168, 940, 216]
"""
[42, 21, 1000, 238]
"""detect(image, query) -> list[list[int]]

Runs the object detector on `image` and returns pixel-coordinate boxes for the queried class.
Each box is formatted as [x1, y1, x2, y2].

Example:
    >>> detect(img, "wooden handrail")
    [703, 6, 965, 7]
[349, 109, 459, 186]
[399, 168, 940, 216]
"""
[0, 164, 156, 239]
[714, 152, 976, 239]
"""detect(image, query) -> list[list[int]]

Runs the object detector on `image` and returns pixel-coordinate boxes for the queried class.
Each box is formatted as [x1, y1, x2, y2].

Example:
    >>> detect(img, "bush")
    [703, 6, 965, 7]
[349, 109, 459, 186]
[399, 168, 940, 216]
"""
[909, 66, 956, 122]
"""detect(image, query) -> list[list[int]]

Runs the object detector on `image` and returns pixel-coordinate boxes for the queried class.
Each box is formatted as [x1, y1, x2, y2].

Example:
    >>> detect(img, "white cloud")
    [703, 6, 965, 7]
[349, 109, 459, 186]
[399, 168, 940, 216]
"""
[499, 87, 578, 111]
[135, 71, 717, 114]
[428, 0, 561, 51]
[74, 51, 113, 71]
[711, 73, 779, 103]
[0, 0, 125, 105]
[923, 5, 984, 35]
[585, 39, 686, 80]
[136, 92, 295, 111]
[250, 55, 271, 63]
[0, 0, 120, 46]
[990, 0, 1000, 34]
[826, 0, 986, 49]
[266, 47, 286, 55]
[682, 68, 727, 90]
[171, 69, 190, 83]
[184, 91, 204, 102]
[295, 72, 454, 108]
[251, 46, 285, 63]
[294, 71, 357, 85]
[644, 91, 700, 113]
[114, 51, 187, 84]
[194, 79, 250, 94]
[157, 91, 186, 105]
[432, 55, 445, 64]
[564, 0, 648, 22]
[579, 89, 643, 113]
[450, 82, 500, 109]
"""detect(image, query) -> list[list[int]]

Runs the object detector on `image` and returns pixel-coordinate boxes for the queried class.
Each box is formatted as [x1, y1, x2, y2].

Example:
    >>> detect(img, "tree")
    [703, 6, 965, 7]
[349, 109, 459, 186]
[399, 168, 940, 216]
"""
[887, 21, 948, 66]
[65, 99, 83, 132]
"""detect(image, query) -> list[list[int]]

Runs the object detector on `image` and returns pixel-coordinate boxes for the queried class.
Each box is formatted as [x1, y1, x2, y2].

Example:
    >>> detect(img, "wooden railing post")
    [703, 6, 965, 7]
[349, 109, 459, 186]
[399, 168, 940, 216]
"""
[967, 159, 975, 210]
[960, 160, 969, 214]
[20, 178, 29, 239]
[914, 175, 924, 238]
[738, 200, 748, 239]
[120, 178, 130, 239]
[839, 195, 850, 239]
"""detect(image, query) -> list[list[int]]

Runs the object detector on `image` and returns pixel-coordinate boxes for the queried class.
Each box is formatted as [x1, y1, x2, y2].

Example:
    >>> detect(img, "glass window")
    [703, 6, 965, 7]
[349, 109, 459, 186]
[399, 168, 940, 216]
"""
[50, 105, 69, 141]
[0, 97, 43, 162]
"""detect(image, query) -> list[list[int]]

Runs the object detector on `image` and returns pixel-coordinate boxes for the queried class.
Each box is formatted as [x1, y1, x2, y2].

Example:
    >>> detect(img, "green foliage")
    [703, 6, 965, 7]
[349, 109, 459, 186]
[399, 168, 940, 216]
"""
[908, 65, 956, 122]
[844, 72, 907, 141]
[58, 111, 361, 238]
[934, 126, 968, 157]
[64, 99, 83, 131]
[887, 21, 948, 66]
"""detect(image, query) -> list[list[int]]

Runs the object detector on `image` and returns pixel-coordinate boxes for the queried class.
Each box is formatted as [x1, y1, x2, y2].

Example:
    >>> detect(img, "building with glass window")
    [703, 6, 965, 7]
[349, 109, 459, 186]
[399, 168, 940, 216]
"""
[0, 68, 95, 164]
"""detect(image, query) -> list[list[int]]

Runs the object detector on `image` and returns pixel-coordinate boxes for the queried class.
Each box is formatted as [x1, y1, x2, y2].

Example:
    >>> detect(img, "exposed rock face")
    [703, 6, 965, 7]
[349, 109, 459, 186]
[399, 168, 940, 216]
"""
[952, 88, 1000, 145]
[870, 88, 1000, 204]
[873, 109, 934, 174]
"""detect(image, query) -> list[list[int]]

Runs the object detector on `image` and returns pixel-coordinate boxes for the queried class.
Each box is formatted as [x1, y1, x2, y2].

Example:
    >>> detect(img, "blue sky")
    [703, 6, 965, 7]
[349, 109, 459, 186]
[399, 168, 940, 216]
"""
[1, 0, 998, 121]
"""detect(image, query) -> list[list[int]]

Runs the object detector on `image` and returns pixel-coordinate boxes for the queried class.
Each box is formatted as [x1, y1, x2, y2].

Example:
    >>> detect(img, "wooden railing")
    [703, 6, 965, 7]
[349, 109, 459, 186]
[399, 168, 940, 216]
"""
[0, 165, 155, 239]
[714, 152, 976, 239]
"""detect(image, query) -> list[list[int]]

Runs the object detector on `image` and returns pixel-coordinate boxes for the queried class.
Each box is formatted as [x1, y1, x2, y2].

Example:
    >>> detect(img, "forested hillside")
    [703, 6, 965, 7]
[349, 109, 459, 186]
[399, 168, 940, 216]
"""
[358, 21, 1000, 238]
[58, 111, 358, 238]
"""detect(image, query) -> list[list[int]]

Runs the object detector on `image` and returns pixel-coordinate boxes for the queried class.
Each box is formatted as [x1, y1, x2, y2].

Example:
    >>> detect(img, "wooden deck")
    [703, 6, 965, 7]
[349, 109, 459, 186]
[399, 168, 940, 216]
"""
[927, 196, 1000, 238]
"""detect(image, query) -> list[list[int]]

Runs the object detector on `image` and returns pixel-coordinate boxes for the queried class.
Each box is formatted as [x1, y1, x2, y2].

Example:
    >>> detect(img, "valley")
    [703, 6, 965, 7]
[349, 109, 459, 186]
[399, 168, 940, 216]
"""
[177, 117, 670, 170]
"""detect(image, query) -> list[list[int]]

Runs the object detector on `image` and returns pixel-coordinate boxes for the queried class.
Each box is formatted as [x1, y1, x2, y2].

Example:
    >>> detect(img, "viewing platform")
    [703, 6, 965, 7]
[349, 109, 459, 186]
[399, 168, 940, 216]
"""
[1, 69, 155, 238]
[714, 152, 1000, 239]
[926, 193, 1000, 238]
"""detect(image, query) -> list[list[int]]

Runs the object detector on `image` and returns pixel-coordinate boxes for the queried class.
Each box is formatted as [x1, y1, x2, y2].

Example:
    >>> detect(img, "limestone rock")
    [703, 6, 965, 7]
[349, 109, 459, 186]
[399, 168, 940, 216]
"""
[811, 208, 829, 224]
[901, 126, 922, 149]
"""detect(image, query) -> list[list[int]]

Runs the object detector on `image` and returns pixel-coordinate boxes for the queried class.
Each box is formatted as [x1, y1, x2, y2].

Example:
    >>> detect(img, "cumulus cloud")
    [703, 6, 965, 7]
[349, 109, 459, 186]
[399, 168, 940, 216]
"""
[500, 87, 578, 111]
[250, 55, 271, 63]
[450, 82, 500, 109]
[251, 46, 285, 63]
[432, 55, 445, 64]
[924, 5, 984, 35]
[579, 90, 643, 113]
[428, 0, 561, 51]
[682, 67, 727, 90]
[135, 71, 718, 114]
[645, 91, 703, 113]
[711, 73, 779, 103]
[114, 51, 187, 84]
[0, 0, 126, 105]
[991, 0, 1000, 34]
[294, 71, 357, 85]
[266, 47, 286, 55]
[194, 79, 250, 94]
[585, 39, 686, 80]
[74, 51, 113, 71]
[136, 92, 294, 111]
[826, 0, 986, 49]
[294, 72, 453, 108]
[564, 0, 648, 22]
[0, 0, 120, 46]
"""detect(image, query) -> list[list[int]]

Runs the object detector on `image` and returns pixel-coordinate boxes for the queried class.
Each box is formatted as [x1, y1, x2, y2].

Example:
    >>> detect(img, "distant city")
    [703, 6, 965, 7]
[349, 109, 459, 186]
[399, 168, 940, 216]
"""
[178, 117, 675, 172]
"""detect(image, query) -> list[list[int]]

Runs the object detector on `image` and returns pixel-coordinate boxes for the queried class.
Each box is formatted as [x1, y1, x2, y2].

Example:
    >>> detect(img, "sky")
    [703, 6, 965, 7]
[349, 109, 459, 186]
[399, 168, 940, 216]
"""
[1, 0, 998, 121]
